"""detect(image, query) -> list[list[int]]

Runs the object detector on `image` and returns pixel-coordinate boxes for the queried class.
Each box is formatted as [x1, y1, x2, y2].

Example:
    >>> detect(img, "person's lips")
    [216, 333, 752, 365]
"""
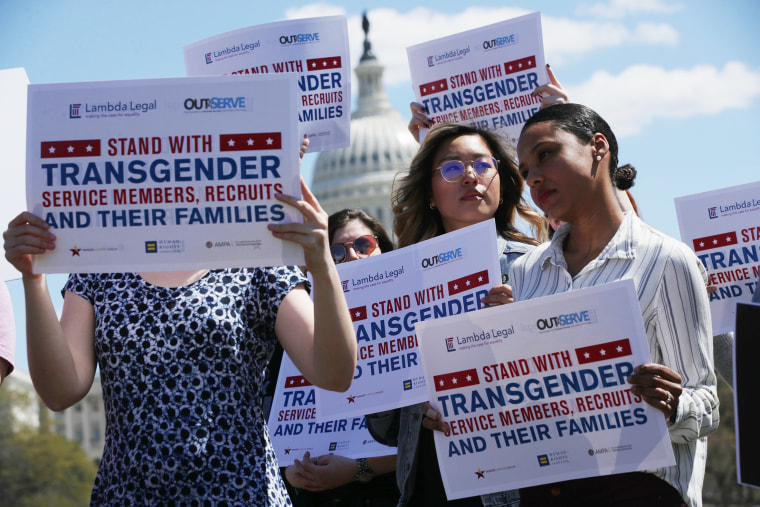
[461, 189, 483, 201]
[536, 188, 555, 206]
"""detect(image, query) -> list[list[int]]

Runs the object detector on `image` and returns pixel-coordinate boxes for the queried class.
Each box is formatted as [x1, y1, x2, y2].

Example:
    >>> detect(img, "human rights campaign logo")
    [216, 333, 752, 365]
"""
[403, 379, 412, 391]
[445, 337, 456, 352]
[537, 454, 550, 467]
[69, 104, 82, 119]
[328, 442, 337, 451]
[145, 241, 157, 253]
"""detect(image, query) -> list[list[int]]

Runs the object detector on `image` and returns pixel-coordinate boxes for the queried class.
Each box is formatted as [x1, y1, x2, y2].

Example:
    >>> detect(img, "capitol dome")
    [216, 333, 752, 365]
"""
[311, 15, 419, 235]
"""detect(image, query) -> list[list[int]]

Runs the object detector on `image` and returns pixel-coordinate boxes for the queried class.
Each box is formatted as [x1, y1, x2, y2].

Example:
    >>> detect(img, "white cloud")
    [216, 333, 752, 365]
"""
[542, 18, 678, 64]
[287, 6, 680, 85]
[569, 62, 760, 136]
[284, 4, 346, 19]
[578, 0, 684, 19]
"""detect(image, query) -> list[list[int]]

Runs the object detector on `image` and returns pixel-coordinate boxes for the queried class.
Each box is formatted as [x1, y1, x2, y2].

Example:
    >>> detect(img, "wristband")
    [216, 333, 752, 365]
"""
[354, 457, 373, 483]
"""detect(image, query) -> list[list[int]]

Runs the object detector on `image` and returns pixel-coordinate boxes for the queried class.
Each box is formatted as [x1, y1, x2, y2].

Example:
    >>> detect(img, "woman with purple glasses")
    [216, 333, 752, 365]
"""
[367, 122, 549, 507]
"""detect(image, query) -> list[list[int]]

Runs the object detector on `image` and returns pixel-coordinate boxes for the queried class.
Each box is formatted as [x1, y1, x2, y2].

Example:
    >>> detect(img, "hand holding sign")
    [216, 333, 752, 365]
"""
[627, 363, 683, 421]
[530, 65, 568, 108]
[3, 211, 56, 277]
[269, 177, 330, 273]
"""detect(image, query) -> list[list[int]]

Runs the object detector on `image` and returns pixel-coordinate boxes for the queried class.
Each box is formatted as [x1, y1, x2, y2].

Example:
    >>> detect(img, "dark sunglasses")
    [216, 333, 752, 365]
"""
[330, 235, 379, 264]
[436, 156, 499, 183]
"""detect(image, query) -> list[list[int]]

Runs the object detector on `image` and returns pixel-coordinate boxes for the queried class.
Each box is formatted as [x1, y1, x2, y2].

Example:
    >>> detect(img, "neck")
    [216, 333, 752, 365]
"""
[563, 199, 625, 276]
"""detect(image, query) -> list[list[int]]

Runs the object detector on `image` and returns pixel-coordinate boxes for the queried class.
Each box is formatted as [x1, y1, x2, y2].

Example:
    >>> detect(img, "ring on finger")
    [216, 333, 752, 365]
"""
[665, 392, 673, 404]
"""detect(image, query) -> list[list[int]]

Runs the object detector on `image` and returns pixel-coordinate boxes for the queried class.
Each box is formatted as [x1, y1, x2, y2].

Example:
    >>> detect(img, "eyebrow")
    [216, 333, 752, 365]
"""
[438, 152, 492, 162]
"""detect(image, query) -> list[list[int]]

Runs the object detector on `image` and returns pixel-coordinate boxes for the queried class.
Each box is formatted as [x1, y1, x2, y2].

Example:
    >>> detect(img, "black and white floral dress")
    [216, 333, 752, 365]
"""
[64, 267, 305, 506]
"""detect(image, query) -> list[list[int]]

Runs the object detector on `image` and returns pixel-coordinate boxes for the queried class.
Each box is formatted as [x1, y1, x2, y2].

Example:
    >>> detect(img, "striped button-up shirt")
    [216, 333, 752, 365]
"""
[511, 212, 719, 507]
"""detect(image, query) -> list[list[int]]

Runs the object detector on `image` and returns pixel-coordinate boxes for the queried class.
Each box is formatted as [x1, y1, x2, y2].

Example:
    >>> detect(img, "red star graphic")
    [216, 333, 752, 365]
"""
[284, 448, 291, 455]
[70, 246, 81, 256]
[475, 468, 485, 479]
[347, 394, 356, 403]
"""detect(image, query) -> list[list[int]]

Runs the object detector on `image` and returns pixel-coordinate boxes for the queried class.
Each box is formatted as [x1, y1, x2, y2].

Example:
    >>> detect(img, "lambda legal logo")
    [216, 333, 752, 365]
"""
[708, 207, 718, 219]
[69, 104, 81, 118]
[341, 280, 349, 293]
[427, 56, 435, 67]
[205, 52, 213, 64]
[445, 337, 456, 352]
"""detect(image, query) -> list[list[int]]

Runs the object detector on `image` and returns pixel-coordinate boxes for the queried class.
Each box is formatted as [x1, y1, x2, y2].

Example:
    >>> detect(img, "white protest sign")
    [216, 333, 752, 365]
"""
[184, 16, 350, 152]
[406, 12, 547, 145]
[268, 352, 395, 466]
[415, 280, 674, 500]
[27, 75, 302, 273]
[675, 181, 760, 335]
[317, 220, 501, 419]
[0, 68, 29, 281]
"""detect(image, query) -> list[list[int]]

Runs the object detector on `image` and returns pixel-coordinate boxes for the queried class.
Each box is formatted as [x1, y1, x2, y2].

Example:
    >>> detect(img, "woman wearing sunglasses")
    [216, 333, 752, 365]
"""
[367, 122, 548, 507]
[328, 209, 394, 265]
[281, 208, 400, 507]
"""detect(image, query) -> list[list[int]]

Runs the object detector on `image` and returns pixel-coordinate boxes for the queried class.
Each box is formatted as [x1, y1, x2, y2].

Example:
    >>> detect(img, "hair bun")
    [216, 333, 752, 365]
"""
[615, 164, 637, 190]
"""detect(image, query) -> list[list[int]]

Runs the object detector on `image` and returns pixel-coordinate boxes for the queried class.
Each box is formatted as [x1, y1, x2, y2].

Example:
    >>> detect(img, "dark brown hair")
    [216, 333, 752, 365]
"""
[392, 123, 547, 248]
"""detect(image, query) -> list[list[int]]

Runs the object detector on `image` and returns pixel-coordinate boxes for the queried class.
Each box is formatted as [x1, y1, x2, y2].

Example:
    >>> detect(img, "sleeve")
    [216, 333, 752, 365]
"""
[62, 272, 97, 304]
[254, 266, 307, 334]
[655, 246, 719, 443]
[0, 281, 16, 376]
[365, 409, 401, 447]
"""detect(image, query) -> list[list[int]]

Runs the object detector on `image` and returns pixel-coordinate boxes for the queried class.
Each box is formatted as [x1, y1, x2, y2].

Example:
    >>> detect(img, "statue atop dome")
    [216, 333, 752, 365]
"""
[361, 11, 376, 62]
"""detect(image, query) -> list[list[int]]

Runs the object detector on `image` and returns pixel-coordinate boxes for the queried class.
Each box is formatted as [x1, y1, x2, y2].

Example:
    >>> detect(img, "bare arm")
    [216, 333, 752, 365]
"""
[4, 212, 96, 409]
[286, 452, 396, 491]
[270, 179, 357, 392]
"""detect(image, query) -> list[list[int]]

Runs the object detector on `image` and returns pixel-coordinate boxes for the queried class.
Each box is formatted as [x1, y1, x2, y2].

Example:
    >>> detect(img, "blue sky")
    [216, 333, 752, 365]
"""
[2, 0, 759, 374]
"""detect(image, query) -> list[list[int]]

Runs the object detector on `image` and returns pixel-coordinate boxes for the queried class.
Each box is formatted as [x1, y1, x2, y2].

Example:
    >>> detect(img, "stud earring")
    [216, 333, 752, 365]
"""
[595, 155, 602, 161]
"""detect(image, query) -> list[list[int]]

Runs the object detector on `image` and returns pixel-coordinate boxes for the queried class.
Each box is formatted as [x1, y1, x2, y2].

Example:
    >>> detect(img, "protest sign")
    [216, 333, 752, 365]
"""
[316, 220, 501, 419]
[27, 75, 302, 273]
[406, 12, 547, 145]
[415, 280, 674, 500]
[184, 16, 350, 152]
[0, 67, 29, 281]
[268, 352, 395, 466]
[675, 181, 760, 334]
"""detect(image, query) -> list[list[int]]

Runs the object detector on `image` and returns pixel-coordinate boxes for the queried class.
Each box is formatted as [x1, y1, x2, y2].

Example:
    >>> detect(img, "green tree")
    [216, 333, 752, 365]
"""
[0, 386, 97, 506]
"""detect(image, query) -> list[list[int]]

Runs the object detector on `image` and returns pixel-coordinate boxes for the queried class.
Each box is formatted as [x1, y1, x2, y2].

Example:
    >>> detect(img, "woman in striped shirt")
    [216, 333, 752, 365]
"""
[512, 103, 718, 507]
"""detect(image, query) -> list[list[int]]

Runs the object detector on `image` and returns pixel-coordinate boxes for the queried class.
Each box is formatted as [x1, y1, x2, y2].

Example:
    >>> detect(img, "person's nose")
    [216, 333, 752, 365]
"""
[461, 164, 478, 185]
[345, 245, 361, 262]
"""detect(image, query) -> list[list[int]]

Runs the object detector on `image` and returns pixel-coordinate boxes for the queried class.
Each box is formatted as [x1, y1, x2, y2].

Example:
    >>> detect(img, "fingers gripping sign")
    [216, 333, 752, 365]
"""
[4, 211, 57, 277]
[627, 363, 683, 422]
[268, 177, 331, 272]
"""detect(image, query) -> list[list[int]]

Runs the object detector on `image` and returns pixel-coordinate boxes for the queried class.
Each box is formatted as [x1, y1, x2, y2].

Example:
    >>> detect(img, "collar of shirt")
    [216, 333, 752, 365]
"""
[540, 211, 639, 273]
